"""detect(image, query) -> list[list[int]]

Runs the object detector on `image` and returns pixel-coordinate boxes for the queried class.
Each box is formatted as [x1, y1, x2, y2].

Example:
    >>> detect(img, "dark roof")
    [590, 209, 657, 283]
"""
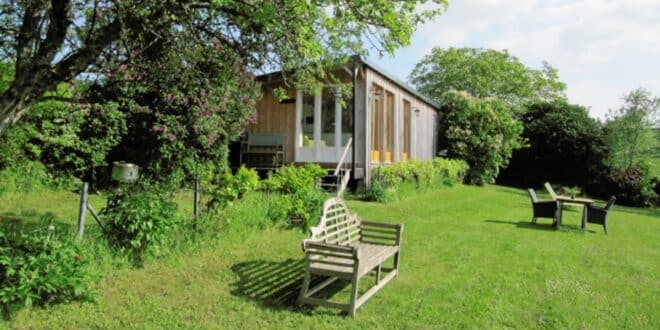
[256, 55, 440, 110]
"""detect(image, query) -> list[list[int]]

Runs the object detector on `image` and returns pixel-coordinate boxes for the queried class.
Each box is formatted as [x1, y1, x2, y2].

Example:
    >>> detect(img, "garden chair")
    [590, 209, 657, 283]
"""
[582, 196, 616, 234]
[527, 188, 559, 225]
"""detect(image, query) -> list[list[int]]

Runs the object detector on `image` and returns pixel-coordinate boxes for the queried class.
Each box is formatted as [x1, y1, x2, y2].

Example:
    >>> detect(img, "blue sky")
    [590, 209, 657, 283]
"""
[367, 0, 660, 119]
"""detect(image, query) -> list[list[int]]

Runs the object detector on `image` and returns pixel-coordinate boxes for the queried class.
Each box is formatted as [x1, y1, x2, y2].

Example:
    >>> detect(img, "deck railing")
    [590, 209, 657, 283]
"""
[334, 138, 352, 196]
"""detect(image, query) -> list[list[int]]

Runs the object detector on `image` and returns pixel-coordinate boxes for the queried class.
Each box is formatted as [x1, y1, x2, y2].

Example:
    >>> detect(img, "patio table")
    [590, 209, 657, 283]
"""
[555, 196, 594, 229]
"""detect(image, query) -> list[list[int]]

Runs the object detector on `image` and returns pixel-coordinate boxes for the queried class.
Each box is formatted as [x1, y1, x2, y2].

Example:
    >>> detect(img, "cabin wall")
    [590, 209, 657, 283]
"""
[364, 67, 438, 186]
[247, 86, 297, 163]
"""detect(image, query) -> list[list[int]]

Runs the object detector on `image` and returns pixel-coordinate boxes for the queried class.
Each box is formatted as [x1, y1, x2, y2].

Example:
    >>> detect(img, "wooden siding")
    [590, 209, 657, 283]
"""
[247, 86, 297, 163]
[363, 67, 437, 186]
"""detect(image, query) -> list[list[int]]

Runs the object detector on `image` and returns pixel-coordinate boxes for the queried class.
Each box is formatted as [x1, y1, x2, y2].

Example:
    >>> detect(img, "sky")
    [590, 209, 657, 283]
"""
[367, 0, 660, 120]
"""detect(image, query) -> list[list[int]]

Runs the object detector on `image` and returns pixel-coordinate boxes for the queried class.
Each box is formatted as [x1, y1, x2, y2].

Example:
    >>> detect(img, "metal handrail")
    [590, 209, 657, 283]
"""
[334, 137, 353, 176]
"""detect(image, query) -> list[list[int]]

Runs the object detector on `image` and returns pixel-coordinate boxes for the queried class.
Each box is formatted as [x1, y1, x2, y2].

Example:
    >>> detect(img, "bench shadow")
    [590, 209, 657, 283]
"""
[485, 219, 594, 233]
[230, 259, 348, 313]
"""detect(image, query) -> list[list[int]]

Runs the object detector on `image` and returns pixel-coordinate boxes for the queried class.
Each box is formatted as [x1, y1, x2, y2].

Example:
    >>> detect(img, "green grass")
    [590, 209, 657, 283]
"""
[1, 185, 659, 328]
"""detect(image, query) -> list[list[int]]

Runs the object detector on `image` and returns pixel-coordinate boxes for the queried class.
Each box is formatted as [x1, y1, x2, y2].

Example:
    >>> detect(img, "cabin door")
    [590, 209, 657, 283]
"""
[295, 87, 353, 163]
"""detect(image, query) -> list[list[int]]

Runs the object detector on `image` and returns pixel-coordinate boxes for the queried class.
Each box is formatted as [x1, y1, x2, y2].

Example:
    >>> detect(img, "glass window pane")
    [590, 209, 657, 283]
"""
[320, 87, 335, 147]
[341, 92, 353, 146]
[301, 93, 315, 147]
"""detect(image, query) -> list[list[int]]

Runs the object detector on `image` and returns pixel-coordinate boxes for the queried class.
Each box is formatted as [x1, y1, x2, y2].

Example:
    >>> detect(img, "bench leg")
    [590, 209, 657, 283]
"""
[298, 270, 311, 306]
[393, 251, 401, 278]
[376, 264, 382, 284]
[349, 274, 360, 317]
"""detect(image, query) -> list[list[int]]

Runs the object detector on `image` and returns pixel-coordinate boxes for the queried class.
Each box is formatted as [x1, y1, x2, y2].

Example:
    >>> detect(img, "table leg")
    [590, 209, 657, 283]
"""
[555, 202, 563, 229]
[581, 206, 587, 230]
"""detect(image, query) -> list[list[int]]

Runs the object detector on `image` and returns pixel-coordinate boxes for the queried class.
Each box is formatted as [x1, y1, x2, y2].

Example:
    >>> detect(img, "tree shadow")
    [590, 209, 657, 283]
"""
[485, 219, 595, 234]
[230, 258, 348, 313]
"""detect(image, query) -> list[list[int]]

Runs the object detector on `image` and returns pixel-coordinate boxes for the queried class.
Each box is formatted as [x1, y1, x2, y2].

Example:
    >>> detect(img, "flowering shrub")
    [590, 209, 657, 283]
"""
[0, 225, 95, 316]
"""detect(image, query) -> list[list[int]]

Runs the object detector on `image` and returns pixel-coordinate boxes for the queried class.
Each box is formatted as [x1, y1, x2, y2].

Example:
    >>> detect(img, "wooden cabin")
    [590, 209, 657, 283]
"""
[236, 55, 438, 187]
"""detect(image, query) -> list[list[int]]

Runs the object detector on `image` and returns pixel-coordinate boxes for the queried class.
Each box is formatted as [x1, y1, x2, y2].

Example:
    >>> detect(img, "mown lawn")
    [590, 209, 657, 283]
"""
[1, 185, 659, 328]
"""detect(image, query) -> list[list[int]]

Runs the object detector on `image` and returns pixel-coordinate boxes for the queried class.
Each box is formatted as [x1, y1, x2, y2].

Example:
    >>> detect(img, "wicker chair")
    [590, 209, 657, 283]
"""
[527, 188, 559, 225]
[582, 196, 616, 234]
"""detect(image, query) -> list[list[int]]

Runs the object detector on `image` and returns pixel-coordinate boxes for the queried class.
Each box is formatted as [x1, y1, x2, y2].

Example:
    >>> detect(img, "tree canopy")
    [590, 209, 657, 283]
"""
[0, 0, 447, 135]
[409, 47, 566, 109]
[605, 88, 659, 170]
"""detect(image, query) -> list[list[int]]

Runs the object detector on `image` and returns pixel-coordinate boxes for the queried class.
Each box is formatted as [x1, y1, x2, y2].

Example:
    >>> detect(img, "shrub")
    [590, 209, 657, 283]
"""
[367, 158, 469, 202]
[206, 166, 260, 211]
[593, 165, 658, 207]
[499, 100, 609, 189]
[264, 164, 327, 230]
[101, 185, 180, 266]
[0, 86, 127, 183]
[0, 225, 95, 317]
[438, 91, 523, 185]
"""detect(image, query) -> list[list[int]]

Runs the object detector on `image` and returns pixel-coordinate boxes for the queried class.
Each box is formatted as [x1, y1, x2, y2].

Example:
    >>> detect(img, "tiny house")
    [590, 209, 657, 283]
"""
[236, 55, 438, 187]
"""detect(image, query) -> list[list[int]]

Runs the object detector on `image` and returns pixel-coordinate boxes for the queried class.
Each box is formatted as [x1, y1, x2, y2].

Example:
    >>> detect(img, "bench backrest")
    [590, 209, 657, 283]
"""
[308, 198, 361, 246]
[247, 133, 286, 148]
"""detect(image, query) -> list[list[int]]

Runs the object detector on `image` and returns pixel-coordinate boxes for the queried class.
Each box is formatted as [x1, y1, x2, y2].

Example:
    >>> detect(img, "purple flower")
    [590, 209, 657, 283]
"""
[248, 111, 258, 125]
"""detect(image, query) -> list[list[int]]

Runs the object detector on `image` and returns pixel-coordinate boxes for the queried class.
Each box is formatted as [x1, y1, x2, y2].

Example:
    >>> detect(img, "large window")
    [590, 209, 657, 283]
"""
[341, 92, 354, 146]
[301, 93, 315, 147]
[370, 85, 383, 163]
[403, 100, 411, 160]
[384, 91, 394, 163]
[320, 87, 336, 147]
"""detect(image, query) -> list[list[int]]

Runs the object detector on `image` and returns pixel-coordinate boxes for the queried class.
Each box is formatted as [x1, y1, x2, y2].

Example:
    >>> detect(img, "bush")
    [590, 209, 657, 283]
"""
[0, 160, 80, 195]
[206, 166, 260, 212]
[592, 165, 658, 207]
[0, 225, 95, 317]
[0, 86, 127, 183]
[263, 164, 327, 230]
[101, 186, 181, 266]
[499, 100, 609, 189]
[438, 91, 523, 185]
[367, 158, 469, 202]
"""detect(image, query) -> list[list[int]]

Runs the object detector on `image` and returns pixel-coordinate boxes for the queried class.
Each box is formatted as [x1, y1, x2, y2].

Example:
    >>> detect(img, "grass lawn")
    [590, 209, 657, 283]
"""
[1, 185, 659, 328]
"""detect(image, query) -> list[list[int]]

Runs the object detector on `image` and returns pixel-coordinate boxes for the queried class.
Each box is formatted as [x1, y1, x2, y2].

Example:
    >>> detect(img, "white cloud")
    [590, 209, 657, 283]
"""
[370, 0, 660, 119]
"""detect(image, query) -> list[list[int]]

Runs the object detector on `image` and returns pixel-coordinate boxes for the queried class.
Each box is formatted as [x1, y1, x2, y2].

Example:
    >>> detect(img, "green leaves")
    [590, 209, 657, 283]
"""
[410, 47, 566, 110]
[101, 186, 180, 266]
[0, 225, 95, 315]
[439, 91, 523, 185]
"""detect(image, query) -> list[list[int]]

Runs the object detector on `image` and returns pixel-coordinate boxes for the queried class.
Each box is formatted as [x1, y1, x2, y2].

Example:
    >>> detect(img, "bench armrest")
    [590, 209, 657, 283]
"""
[360, 221, 404, 246]
[302, 240, 359, 262]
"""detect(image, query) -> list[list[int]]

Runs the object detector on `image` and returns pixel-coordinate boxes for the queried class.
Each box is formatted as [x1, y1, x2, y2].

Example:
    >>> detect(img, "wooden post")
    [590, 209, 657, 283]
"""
[77, 182, 89, 240]
[193, 176, 200, 220]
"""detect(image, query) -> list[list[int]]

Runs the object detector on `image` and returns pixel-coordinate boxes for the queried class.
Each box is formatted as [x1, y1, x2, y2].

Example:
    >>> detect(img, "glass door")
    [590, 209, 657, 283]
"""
[296, 87, 352, 163]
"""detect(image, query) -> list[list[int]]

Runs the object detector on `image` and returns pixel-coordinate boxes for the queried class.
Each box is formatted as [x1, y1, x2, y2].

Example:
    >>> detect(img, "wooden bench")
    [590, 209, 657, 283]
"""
[298, 198, 403, 316]
[242, 133, 286, 169]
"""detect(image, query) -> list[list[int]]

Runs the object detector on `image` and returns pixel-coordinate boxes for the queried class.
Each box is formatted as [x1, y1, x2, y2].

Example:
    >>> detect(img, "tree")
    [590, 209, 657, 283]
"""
[498, 100, 609, 189]
[438, 91, 523, 185]
[409, 47, 566, 109]
[605, 88, 659, 170]
[0, 0, 447, 135]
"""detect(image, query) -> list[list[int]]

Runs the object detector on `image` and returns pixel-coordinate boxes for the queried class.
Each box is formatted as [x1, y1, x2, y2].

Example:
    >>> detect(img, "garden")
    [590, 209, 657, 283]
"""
[1, 1, 659, 328]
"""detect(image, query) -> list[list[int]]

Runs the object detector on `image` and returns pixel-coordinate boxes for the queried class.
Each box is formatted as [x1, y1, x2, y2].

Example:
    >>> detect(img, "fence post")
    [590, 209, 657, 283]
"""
[77, 182, 89, 240]
[194, 176, 200, 220]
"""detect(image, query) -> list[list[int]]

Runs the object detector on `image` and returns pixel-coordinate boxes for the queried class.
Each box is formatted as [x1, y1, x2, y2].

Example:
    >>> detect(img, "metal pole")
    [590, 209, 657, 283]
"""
[77, 182, 88, 240]
[193, 176, 200, 220]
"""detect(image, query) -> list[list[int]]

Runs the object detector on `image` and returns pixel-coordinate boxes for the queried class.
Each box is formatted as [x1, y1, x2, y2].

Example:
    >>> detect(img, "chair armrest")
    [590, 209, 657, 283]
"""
[302, 240, 359, 261]
[361, 221, 404, 246]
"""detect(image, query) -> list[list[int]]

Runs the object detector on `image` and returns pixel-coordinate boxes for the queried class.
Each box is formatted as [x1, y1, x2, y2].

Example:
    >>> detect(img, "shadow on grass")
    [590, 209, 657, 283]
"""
[485, 219, 595, 234]
[230, 259, 348, 313]
[0, 210, 74, 233]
